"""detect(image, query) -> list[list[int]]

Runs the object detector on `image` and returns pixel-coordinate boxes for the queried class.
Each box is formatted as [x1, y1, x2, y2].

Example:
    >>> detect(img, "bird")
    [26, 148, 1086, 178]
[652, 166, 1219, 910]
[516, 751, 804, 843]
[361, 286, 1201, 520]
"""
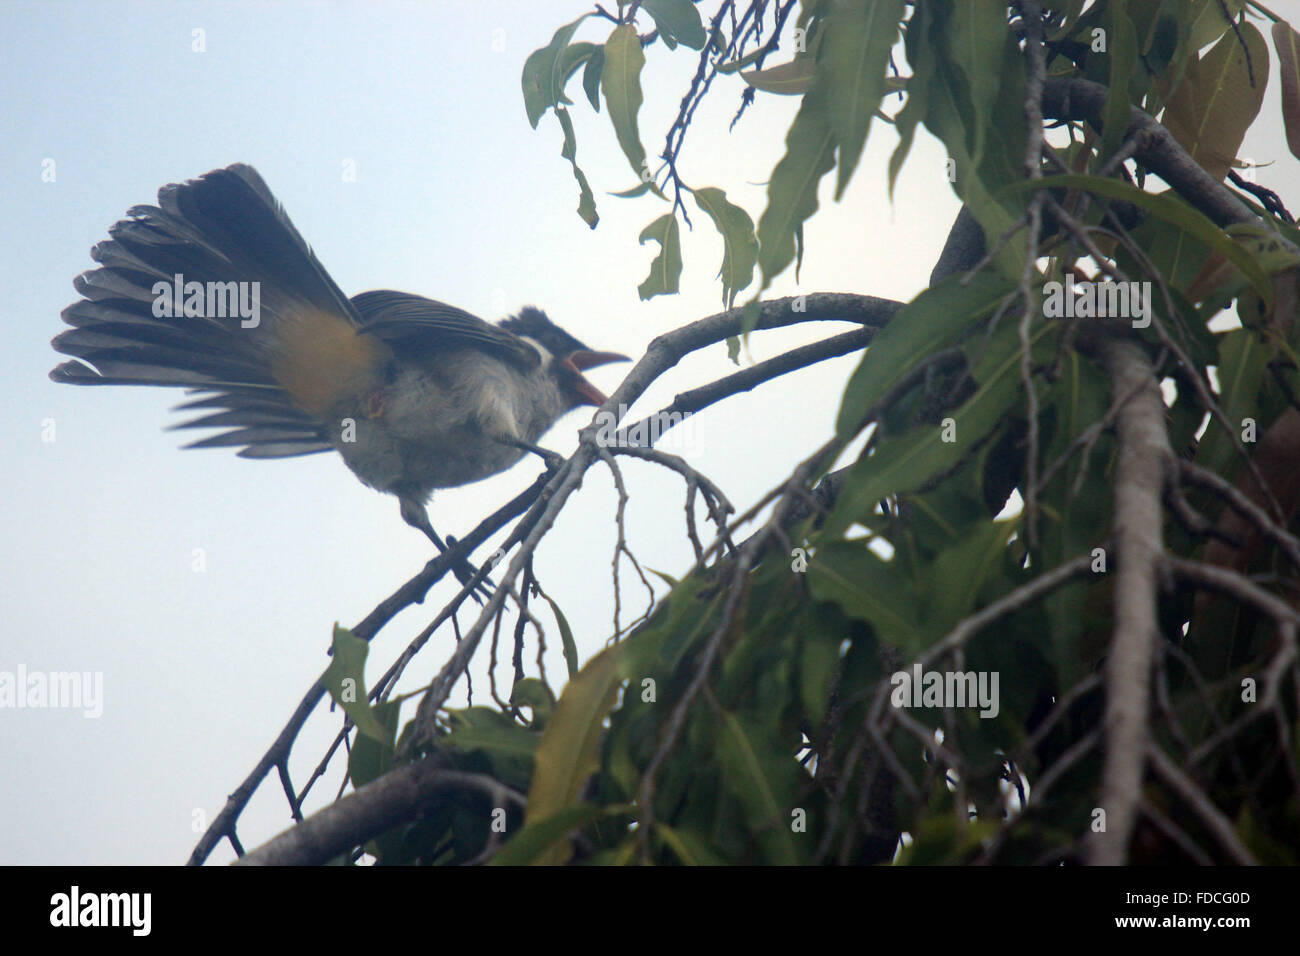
[49, 163, 629, 576]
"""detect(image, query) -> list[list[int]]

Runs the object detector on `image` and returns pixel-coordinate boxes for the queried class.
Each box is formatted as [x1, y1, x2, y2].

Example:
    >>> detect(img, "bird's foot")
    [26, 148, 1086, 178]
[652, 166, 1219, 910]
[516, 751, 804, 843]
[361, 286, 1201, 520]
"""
[399, 497, 495, 603]
[444, 535, 496, 604]
[508, 439, 566, 474]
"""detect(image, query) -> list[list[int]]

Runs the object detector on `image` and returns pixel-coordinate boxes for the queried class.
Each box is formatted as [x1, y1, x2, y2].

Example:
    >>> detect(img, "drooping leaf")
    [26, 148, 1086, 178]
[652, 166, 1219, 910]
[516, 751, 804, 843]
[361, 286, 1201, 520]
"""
[756, 83, 836, 286]
[1002, 174, 1275, 303]
[807, 542, 921, 653]
[348, 700, 401, 789]
[1163, 22, 1269, 181]
[492, 804, 615, 865]
[826, 308, 1056, 539]
[715, 710, 801, 864]
[888, 0, 935, 198]
[557, 106, 599, 228]
[540, 592, 581, 679]
[1101, 0, 1139, 165]
[836, 271, 1015, 435]
[602, 24, 652, 183]
[637, 213, 682, 300]
[641, 0, 706, 50]
[1185, 0, 1244, 55]
[525, 645, 624, 864]
[583, 45, 605, 112]
[557, 41, 600, 93]
[1274, 21, 1300, 162]
[322, 624, 393, 747]
[655, 823, 729, 865]
[798, 627, 842, 728]
[941, 0, 1008, 176]
[692, 187, 757, 307]
[522, 15, 591, 128]
[741, 58, 817, 95]
[442, 706, 540, 762]
[820, 0, 904, 198]
[1191, 326, 1272, 478]
[919, 520, 1016, 640]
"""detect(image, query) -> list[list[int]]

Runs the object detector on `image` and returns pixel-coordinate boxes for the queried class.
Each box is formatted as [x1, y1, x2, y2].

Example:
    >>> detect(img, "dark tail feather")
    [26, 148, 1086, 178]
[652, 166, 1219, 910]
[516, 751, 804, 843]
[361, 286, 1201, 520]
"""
[50, 164, 345, 459]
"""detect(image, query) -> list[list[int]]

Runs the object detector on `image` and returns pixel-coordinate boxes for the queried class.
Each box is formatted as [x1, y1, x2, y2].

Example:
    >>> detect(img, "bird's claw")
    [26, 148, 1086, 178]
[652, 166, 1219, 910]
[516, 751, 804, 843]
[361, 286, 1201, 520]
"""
[444, 535, 496, 604]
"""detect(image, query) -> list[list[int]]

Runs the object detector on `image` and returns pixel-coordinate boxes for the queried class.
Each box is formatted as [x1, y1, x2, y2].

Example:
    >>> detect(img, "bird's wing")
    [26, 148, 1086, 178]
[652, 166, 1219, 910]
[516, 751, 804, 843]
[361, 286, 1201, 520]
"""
[351, 290, 541, 370]
[50, 164, 392, 456]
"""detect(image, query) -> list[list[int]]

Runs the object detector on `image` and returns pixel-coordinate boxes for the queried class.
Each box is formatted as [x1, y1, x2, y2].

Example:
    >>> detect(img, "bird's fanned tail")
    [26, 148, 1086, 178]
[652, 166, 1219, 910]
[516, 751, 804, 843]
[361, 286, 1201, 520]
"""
[50, 164, 383, 458]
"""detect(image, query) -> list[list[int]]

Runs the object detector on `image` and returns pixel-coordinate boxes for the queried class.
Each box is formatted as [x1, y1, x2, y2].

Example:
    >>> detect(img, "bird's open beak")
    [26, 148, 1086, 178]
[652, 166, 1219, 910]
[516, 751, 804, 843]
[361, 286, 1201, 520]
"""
[562, 350, 631, 406]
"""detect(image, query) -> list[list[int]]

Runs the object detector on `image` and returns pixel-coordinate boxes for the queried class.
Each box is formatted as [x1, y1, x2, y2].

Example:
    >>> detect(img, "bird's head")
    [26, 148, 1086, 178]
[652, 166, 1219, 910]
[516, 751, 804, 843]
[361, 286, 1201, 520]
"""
[500, 307, 629, 407]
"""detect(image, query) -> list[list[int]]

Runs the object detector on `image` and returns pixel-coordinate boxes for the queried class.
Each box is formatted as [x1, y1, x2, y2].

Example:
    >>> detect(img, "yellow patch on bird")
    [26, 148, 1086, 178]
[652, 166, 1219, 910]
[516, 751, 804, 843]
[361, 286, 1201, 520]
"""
[270, 307, 391, 417]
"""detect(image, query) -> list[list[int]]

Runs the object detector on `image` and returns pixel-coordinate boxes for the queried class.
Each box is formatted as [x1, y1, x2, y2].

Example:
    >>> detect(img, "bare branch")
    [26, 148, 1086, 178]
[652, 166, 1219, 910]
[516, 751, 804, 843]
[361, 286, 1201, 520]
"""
[1087, 335, 1173, 866]
[237, 761, 525, 866]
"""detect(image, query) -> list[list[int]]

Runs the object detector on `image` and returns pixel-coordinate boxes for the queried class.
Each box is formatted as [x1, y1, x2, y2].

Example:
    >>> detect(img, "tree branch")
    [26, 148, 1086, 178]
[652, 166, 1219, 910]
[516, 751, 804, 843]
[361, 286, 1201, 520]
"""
[236, 760, 525, 866]
[1087, 334, 1172, 865]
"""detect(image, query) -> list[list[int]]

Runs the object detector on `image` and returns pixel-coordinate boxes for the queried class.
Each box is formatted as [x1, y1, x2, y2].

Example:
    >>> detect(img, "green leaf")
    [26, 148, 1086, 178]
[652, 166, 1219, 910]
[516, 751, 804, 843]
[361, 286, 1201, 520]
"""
[799, 629, 841, 726]
[896, 813, 998, 865]
[1164, 22, 1269, 181]
[610, 181, 656, 198]
[637, 213, 682, 300]
[525, 644, 624, 864]
[492, 804, 612, 866]
[716, 710, 800, 865]
[556, 106, 599, 229]
[641, 0, 706, 50]
[521, 15, 591, 128]
[511, 677, 556, 729]
[692, 187, 758, 308]
[819, 0, 904, 198]
[540, 593, 581, 679]
[1192, 326, 1271, 476]
[756, 83, 836, 286]
[942, 0, 1006, 172]
[348, 700, 401, 789]
[738, 299, 761, 341]
[1101, 0, 1138, 165]
[741, 58, 817, 95]
[557, 41, 599, 92]
[655, 824, 729, 865]
[807, 542, 920, 653]
[442, 707, 539, 761]
[1186, 0, 1243, 55]
[583, 45, 605, 112]
[827, 309, 1054, 539]
[1274, 21, 1300, 162]
[716, 47, 769, 74]
[920, 521, 1016, 640]
[836, 271, 1015, 435]
[646, 567, 679, 588]
[602, 24, 651, 183]
[322, 624, 393, 747]
[1002, 173, 1275, 304]
[924, 25, 1026, 278]
[888, 0, 935, 198]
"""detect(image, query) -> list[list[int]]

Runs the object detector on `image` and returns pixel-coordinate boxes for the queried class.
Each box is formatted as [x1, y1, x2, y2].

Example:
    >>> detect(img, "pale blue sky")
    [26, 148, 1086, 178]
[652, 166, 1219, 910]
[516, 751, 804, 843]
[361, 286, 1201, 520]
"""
[6, 1, 1288, 866]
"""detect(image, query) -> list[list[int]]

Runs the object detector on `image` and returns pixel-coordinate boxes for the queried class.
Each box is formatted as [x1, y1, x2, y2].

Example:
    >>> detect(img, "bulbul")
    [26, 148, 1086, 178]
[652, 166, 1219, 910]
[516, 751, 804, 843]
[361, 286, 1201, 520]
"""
[49, 163, 628, 560]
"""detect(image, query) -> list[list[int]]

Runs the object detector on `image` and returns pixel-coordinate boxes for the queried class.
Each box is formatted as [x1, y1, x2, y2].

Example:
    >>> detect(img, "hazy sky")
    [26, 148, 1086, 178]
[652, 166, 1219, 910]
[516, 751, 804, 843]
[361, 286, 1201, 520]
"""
[3, 1, 1291, 865]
